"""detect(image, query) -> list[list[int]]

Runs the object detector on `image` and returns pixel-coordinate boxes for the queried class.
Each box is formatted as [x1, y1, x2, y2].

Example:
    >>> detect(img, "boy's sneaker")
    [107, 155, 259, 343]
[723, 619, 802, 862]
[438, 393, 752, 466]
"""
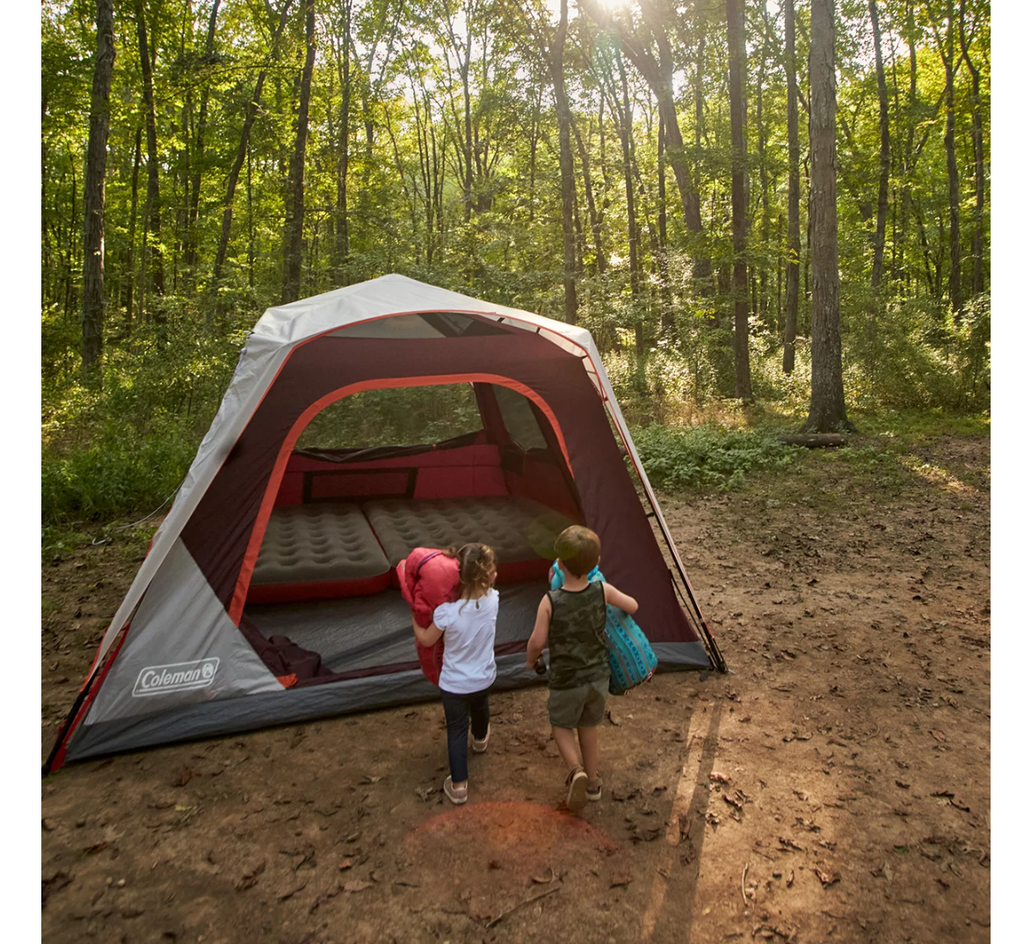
[471, 724, 490, 754]
[586, 780, 602, 802]
[566, 767, 588, 812]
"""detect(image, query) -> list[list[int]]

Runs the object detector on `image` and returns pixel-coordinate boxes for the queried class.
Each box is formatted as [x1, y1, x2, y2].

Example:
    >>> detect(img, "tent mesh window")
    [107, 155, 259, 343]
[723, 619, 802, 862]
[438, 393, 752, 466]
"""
[329, 310, 510, 340]
[296, 384, 482, 450]
[491, 384, 548, 451]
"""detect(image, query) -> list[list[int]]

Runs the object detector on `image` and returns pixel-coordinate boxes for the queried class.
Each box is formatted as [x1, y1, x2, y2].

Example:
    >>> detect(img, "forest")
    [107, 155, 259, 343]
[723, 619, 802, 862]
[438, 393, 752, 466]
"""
[40, 0, 991, 526]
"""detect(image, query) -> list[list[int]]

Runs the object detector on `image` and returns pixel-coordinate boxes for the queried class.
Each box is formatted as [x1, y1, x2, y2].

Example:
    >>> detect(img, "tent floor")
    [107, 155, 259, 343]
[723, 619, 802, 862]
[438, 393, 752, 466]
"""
[243, 578, 549, 676]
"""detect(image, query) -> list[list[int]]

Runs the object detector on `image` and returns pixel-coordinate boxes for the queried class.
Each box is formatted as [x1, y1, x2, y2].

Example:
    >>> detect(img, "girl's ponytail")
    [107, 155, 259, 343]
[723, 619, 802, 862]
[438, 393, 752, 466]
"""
[456, 543, 497, 609]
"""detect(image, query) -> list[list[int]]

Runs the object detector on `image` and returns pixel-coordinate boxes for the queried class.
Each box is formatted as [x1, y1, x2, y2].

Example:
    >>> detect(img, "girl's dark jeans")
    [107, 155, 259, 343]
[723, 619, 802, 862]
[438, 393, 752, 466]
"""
[440, 685, 491, 783]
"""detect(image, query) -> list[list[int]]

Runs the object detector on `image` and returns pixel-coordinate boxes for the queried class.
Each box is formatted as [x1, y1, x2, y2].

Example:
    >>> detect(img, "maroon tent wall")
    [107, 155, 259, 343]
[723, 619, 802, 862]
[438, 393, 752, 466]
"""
[180, 319, 699, 646]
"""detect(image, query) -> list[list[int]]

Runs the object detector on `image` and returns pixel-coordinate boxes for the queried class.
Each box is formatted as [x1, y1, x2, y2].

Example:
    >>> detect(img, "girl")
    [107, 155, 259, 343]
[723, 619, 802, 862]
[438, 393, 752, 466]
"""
[413, 543, 498, 805]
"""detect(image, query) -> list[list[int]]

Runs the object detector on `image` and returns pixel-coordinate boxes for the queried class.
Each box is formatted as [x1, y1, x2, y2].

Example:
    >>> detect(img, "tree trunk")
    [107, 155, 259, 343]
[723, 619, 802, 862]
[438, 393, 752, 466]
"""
[804, 0, 853, 433]
[656, 117, 671, 332]
[942, 48, 963, 317]
[926, 0, 963, 317]
[335, 0, 353, 280]
[462, 46, 474, 222]
[570, 113, 607, 275]
[899, 0, 918, 290]
[281, 0, 316, 305]
[959, 0, 985, 295]
[868, 0, 890, 291]
[552, 0, 578, 324]
[125, 127, 142, 333]
[783, 0, 800, 374]
[184, 0, 221, 285]
[81, 0, 116, 376]
[614, 51, 644, 387]
[727, 0, 753, 401]
[756, 0, 772, 332]
[135, 0, 165, 312]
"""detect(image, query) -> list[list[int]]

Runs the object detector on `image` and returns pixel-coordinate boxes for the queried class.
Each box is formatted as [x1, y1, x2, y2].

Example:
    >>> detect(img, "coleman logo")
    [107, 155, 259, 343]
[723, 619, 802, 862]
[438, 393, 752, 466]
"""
[133, 658, 220, 697]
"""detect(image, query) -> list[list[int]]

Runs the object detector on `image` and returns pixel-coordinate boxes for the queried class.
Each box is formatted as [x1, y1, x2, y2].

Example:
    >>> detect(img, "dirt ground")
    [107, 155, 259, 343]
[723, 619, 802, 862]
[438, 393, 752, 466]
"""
[40, 432, 991, 944]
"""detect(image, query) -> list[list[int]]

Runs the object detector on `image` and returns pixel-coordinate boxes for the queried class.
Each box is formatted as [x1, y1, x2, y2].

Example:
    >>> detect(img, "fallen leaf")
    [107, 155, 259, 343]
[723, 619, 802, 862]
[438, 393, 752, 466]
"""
[337, 858, 354, 871]
[895, 780, 911, 789]
[343, 880, 374, 893]
[814, 867, 840, 887]
[531, 868, 555, 885]
[610, 872, 632, 888]
[871, 863, 894, 883]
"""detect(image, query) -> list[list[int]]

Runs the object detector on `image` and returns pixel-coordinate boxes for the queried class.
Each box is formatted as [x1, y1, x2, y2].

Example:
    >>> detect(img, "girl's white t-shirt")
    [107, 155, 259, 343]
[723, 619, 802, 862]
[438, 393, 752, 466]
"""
[432, 589, 499, 694]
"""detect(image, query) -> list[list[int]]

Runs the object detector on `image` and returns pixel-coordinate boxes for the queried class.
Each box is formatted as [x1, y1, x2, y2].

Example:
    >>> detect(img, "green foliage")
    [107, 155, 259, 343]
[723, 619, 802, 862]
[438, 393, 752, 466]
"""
[42, 317, 246, 524]
[841, 292, 991, 414]
[42, 414, 198, 523]
[632, 423, 801, 492]
[39, 0, 990, 526]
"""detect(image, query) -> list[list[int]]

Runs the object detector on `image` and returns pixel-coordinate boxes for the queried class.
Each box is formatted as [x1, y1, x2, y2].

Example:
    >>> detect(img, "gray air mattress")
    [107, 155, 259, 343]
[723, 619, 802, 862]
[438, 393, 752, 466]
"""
[362, 496, 574, 567]
[251, 502, 391, 587]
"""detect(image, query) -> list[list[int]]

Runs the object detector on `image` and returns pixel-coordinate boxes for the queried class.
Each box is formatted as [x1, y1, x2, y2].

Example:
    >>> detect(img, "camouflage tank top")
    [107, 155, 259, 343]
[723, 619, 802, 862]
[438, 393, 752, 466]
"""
[546, 582, 609, 690]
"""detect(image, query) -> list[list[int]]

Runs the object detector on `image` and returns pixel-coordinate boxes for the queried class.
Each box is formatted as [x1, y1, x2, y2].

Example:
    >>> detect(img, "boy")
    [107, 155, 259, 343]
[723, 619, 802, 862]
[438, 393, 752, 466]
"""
[526, 525, 638, 812]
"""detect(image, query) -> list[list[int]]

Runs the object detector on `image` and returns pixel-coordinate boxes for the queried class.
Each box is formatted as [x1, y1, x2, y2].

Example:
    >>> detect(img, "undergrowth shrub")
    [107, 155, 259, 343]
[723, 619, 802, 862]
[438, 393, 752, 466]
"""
[42, 319, 246, 524]
[632, 424, 800, 491]
[42, 415, 198, 522]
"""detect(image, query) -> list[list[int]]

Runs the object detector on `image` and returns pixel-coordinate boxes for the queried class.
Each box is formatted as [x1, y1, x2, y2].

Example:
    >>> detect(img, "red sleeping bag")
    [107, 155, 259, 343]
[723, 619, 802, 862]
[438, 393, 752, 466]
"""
[396, 548, 460, 686]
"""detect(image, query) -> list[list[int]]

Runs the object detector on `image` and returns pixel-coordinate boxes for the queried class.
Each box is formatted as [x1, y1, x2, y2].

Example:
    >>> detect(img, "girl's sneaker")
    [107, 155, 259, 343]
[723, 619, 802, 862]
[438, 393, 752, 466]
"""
[586, 781, 602, 802]
[444, 776, 468, 805]
[566, 767, 588, 812]
[471, 724, 491, 754]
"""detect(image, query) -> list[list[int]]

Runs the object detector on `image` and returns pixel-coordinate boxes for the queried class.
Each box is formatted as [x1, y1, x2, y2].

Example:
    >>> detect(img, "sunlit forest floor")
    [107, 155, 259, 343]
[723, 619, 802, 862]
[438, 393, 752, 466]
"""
[41, 423, 990, 943]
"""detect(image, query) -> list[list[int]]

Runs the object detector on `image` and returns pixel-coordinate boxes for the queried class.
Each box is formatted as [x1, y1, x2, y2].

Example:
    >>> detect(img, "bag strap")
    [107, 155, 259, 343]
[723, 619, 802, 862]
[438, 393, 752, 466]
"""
[416, 549, 444, 577]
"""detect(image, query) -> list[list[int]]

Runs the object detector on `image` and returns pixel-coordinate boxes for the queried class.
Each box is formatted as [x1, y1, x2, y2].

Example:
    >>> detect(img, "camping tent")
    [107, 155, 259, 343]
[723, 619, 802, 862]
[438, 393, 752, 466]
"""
[46, 275, 725, 772]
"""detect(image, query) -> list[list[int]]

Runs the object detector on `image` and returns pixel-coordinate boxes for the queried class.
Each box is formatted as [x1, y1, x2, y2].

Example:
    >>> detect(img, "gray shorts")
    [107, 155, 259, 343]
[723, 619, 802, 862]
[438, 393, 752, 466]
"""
[548, 678, 609, 729]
